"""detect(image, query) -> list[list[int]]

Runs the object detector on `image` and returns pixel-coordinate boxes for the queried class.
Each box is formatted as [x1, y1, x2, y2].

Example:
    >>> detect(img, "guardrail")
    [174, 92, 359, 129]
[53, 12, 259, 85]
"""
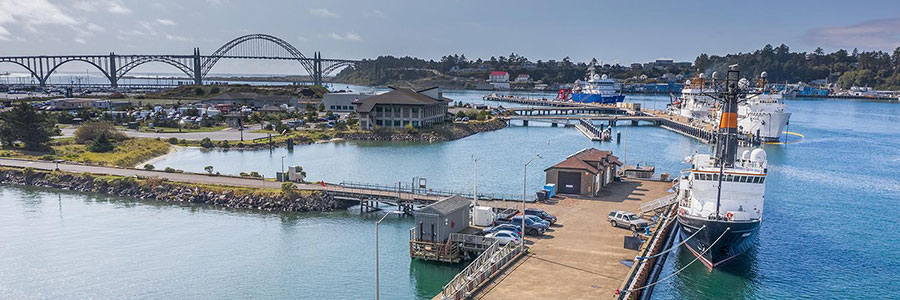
[639, 194, 676, 214]
[338, 181, 534, 202]
[440, 240, 523, 300]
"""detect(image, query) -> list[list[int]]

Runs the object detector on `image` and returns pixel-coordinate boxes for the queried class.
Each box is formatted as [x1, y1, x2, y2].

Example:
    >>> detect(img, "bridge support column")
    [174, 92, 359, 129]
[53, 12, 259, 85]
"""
[522, 120, 528, 127]
[193, 48, 203, 85]
[313, 51, 323, 86]
[551, 123, 558, 127]
[632, 120, 638, 126]
[108, 52, 118, 88]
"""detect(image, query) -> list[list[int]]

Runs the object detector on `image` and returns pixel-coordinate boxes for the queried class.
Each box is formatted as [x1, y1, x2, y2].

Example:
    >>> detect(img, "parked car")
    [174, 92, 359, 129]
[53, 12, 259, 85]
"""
[524, 215, 551, 228]
[498, 216, 546, 236]
[484, 224, 522, 237]
[525, 208, 557, 224]
[486, 231, 520, 245]
[607, 211, 649, 231]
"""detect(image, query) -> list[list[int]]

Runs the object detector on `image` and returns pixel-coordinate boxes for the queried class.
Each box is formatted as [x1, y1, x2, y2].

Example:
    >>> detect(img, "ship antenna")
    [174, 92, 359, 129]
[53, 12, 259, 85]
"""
[714, 66, 741, 219]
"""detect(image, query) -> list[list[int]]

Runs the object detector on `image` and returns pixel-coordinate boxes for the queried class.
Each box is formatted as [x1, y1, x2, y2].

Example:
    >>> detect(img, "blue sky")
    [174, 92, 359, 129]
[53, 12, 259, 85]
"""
[2, 0, 900, 74]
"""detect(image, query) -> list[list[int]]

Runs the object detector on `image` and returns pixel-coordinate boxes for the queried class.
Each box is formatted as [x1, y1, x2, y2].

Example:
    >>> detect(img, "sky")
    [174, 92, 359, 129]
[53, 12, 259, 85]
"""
[1, 0, 900, 75]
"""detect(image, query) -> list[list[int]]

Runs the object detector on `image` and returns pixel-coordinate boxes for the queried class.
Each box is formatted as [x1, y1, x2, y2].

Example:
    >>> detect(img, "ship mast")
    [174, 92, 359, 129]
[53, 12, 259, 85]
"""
[714, 68, 741, 218]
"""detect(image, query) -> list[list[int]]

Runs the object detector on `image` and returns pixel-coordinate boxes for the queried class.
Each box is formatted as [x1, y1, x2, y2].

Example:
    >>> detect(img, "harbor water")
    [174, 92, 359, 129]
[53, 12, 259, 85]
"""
[1, 90, 898, 298]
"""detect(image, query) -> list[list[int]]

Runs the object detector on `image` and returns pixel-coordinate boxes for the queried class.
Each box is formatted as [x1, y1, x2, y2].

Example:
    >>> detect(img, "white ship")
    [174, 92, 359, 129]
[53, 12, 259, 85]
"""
[737, 72, 791, 141]
[677, 73, 718, 124]
[673, 72, 791, 141]
[677, 68, 769, 268]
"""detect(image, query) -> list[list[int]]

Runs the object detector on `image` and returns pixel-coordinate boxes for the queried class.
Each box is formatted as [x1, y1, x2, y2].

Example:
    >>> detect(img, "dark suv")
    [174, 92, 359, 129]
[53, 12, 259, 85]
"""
[524, 208, 557, 225]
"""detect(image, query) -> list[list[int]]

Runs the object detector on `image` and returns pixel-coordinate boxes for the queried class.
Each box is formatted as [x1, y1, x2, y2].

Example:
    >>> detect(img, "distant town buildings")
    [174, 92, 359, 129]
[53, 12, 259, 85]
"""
[630, 59, 693, 70]
[353, 86, 450, 130]
[49, 98, 129, 110]
[201, 92, 298, 108]
[514, 74, 531, 83]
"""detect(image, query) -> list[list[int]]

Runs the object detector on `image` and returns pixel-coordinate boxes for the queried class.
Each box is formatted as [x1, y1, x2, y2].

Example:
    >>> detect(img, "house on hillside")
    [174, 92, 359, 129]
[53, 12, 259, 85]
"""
[489, 71, 510, 90]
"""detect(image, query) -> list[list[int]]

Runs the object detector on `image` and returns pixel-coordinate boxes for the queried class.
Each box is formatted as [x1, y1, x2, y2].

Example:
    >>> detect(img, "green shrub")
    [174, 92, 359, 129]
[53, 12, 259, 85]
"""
[168, 137, 179, 144]
[249, 171, 261, 178]
[164, 167, 176, 173]
[144, 164, 155, 170]
[200, 137, 214, 148]
[87, 135, 115, 153]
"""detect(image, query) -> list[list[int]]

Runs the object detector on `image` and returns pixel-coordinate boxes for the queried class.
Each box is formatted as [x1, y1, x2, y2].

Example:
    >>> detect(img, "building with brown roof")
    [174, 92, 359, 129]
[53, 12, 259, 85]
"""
[544, 148, 622, 196]
[353, 86, 450, 130]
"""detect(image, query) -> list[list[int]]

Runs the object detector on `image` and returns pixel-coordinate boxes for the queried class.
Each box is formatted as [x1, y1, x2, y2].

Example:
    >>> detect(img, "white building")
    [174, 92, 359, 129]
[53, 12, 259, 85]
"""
[515, 74, 531, 83]
[323, 92, 373, 112]
[489, 71, 510, 90]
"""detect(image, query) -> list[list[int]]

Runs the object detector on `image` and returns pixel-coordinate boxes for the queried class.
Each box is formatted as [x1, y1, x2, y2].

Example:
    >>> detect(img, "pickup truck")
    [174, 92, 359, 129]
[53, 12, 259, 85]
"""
[497, 216, 546, 236]
[607, 211, 649, 231]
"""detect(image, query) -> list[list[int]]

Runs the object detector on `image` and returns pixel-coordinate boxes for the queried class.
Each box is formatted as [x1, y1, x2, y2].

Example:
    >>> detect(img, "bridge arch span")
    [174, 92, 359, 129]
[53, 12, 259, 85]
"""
[42, 58, 113, 84]
[200, 33, 315, 77]
[116, 57, 194, 82]
[0, 60, 42, 83]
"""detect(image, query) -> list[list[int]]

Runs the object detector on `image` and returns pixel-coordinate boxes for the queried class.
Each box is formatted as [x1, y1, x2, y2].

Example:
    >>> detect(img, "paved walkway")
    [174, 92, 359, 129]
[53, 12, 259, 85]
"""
[0, 159, 444, 202]
[467, 180, 673, 299]
[56, 127, 275, 141]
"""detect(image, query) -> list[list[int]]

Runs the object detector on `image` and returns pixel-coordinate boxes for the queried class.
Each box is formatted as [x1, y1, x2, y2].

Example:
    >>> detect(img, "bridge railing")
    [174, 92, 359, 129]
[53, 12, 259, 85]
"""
[440, 239, 523, 300]
[337, 181, 532, 202]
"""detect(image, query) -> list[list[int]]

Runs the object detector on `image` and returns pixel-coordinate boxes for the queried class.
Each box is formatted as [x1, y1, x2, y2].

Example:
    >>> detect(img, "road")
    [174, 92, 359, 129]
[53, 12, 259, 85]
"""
[56, 126, 275, 141]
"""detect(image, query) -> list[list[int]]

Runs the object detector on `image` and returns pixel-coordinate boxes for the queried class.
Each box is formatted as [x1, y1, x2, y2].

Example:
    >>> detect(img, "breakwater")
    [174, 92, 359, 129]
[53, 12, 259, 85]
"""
[335, 118, 506, 142]
[0, 167, 351, 212]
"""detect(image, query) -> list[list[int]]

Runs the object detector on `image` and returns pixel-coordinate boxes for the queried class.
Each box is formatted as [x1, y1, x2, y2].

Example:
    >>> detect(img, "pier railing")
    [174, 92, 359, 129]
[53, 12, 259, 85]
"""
[639, 194, 676, 215]
[440, 240, 523, 300]
[338, 181, 533, 202]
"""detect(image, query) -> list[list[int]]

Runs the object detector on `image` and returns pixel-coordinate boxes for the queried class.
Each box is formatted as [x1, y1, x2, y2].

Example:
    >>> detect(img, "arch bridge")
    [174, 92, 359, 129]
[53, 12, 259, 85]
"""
[0, 33, 363, 88]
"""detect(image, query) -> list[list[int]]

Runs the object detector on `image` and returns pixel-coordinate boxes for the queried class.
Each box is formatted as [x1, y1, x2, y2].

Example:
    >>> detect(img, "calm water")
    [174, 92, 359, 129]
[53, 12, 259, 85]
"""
[2, 91, 898, 299]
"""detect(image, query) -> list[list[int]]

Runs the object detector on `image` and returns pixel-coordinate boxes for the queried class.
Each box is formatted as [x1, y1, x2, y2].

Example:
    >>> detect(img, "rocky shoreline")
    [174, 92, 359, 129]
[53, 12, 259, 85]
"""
[335, 118, 507, 142]
[0, 168, 352, 213]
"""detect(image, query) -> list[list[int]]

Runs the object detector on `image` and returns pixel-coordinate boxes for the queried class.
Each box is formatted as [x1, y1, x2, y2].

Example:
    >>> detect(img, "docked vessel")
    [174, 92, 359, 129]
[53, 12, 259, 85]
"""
[737, 72, 791, 141]
[676, 68, 768, 268]
[676, 73, 718, 124]
[565, 67, 625, 104]
[672, 71, 791, 141]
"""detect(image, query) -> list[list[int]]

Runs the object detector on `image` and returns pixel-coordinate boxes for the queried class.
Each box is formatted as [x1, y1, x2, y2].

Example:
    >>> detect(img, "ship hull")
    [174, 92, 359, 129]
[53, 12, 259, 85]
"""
[738, 111, 791, 141]
[571, 93, 625, 104]
[677, 214, 760, 268]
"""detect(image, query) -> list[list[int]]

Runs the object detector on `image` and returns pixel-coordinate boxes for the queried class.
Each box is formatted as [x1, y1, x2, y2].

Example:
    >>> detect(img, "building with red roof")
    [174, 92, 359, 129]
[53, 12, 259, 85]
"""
[544, 148, 622, 196]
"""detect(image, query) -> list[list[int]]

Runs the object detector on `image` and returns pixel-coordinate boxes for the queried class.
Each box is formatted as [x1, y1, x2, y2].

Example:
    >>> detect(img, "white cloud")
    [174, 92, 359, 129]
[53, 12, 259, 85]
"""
[165, 33, 188, 41]
[310, 8, 337, 18]
[0, 25, 9, 40]
[328, 32, 361, 41]
[805, 18, 900, 50]
[0, 0, 79, 39]
[73, 37, 86, 44]
[297, 35, 308, 42]
[365, 9, 386, 19]
[73, 0, 132, 14]
[86, 23, 104, 32]
[156, 18, 176, 26]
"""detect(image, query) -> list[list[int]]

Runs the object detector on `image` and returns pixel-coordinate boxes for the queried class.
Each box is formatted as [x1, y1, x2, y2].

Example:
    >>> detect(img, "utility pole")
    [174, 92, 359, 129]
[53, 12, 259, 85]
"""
[472, 155, 479, 207]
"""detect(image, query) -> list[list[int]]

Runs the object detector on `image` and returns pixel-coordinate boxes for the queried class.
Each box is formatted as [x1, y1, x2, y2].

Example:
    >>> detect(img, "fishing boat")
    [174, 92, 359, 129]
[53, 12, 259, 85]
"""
[676, 68, 768, 268]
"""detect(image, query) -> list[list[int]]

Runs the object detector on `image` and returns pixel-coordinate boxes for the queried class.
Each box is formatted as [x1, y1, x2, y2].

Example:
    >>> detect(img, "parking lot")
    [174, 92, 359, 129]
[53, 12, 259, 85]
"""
[467, 179, 673, 299]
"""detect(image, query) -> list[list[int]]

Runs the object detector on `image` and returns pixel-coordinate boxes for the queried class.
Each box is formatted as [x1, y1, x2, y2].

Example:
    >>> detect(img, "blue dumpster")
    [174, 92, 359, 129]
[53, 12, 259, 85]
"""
[543, 184, 557, 198]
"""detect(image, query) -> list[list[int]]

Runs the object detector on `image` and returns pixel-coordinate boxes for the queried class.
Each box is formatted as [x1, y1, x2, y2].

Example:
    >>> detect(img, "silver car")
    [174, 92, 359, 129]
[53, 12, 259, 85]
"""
[607, 211, 649, 231]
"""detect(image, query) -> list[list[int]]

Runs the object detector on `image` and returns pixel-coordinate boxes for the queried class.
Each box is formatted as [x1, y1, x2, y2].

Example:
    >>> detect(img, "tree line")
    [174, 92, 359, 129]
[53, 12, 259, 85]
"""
[336, 45, 900, 90]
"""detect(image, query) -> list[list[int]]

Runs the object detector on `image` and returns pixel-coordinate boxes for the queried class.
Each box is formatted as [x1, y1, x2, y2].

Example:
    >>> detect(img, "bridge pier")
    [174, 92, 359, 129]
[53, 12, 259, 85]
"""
[193, 48, 203, 85]
[109, 52, 118, 88]
[522, 120, 529, 127]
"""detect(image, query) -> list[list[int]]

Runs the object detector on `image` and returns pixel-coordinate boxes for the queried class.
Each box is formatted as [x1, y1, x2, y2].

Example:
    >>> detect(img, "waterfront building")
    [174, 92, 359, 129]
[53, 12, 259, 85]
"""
[353, 87, 450, 130]
[322, 92, 372, 112]
[544, 148, 621, 196]
[514, 74, 531, 83]
[489, 71, 510, 90]
[412, 195, 470, 242]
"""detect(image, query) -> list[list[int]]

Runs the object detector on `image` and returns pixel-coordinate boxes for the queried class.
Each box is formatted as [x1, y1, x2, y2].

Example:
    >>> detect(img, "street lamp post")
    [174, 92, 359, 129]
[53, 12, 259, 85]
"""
[522, 154, 541, 251]
[376, 210, 402, 300]
[472, 155, 478, 207]
[281, 155, 286, 180]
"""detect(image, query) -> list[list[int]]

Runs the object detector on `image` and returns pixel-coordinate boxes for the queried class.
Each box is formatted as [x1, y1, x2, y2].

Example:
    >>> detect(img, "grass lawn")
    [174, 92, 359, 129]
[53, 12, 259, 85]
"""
[0, 138, 171, 168]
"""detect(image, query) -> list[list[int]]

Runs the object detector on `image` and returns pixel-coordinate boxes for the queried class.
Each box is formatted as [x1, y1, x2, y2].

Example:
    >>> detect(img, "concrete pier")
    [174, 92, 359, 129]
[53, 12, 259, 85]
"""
[443, 179, 674, 300]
